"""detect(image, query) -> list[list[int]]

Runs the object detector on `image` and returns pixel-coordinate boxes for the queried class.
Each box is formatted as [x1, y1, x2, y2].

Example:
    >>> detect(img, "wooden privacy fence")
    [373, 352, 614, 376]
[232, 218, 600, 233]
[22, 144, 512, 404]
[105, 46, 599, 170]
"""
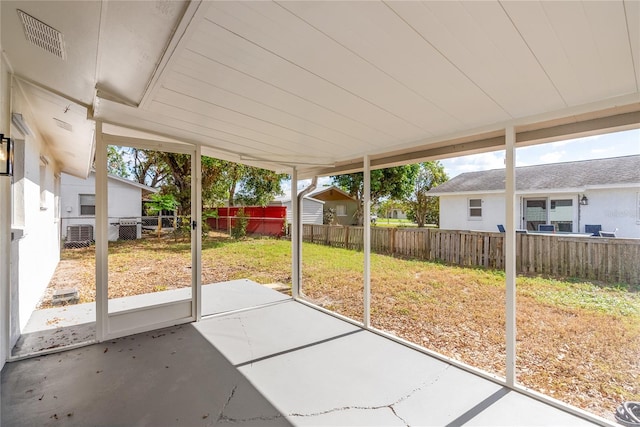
[302, 224, 640, 285]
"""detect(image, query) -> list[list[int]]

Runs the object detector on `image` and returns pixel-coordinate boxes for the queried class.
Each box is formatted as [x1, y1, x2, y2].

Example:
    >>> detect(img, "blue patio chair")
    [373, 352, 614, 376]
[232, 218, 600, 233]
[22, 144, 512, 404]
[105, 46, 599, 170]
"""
[585, 224, 601, 237]
[497, 224, 505, 233]
[538, 224, 555, 232]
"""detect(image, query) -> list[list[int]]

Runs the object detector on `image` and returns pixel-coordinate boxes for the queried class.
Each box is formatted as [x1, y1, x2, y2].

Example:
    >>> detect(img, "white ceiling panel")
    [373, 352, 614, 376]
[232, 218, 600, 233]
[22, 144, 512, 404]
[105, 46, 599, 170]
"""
[185, 21, 427, 141]
[202, 1, 460, 134]
[173, 50, 394, 146]
[160, 69, 368, 151]
[97, 1, 189, 105]
[389, 1, 566, 118]
[1, 1, 101, 105]
[538, 1, 637, 102]
[17, 81, 94, 178]
[2, 0, 638, 177]
[278, 1, 511, 129]
[625, 0, 640, 88]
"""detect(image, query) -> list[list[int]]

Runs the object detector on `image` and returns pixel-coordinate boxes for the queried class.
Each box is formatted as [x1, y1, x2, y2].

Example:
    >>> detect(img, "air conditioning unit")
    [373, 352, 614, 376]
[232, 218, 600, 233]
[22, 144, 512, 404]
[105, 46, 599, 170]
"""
[66, 224, 93, 243]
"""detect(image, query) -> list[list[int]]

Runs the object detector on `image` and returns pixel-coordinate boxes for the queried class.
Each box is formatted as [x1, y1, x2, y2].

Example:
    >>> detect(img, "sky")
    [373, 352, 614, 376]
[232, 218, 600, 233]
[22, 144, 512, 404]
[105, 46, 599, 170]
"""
[285, 128, 639, 192]
[440, 128, 640, 178]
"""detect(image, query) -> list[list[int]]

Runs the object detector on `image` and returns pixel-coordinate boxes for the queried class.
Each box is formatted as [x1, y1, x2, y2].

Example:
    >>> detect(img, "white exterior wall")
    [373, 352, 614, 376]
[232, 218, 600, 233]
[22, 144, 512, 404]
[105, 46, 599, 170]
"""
[439, 190, 640, 238]
[580, 188, 640, 238]
[61, 173, 144, 241]
[284, 198, 324, 225]
[9, 86, 62, 339]
[1, 23, 10, 370]
[439, 194, 506, 232]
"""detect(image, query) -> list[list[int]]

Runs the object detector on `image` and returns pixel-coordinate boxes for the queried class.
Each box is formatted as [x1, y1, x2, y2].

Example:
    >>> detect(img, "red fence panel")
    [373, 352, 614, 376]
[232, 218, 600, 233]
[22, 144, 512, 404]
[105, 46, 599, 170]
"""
[206, 206, 286, 237]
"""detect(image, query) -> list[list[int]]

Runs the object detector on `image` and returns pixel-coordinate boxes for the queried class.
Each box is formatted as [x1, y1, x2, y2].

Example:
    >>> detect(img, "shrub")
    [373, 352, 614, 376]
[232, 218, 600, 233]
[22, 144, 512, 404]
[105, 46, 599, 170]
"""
[231, 208, 249, 239]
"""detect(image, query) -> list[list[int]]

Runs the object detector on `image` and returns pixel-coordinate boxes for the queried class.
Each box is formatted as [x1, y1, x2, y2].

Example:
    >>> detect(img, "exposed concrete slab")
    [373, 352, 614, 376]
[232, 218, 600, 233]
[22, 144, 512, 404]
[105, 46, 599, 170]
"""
[13, 280, 288, 358]
[11, 322, 96, 358]
[3, 281, 599, 426]
[201, 279, 290, 316]
[2, 324, 289, 427]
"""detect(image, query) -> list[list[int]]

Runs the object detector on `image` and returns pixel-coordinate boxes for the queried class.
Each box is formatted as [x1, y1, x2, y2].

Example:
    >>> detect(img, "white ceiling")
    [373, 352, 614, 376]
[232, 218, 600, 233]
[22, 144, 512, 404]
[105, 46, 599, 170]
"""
[2, 1, 639, 178]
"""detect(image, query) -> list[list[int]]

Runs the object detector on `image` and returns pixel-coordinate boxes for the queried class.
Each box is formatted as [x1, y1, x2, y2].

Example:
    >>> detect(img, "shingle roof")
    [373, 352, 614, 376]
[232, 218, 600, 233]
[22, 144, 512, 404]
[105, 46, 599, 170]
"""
[428, 155, 640, 195]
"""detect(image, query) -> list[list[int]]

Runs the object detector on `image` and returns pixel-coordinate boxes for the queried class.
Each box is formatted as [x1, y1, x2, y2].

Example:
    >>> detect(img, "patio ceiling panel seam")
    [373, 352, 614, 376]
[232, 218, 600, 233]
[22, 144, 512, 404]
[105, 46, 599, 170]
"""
[200, 16, 433, 136]
[273, 1, 464, 131]
[159, 70, 359, 152]
[168, 66, 374, 148]
[623, 0, 640, 91]
[187, 19, 424, 143]
[175, 48, 397, 143]
[383, 1, 512, 120]
[149, 94, 336, 157]
[497, 1, 568, 108]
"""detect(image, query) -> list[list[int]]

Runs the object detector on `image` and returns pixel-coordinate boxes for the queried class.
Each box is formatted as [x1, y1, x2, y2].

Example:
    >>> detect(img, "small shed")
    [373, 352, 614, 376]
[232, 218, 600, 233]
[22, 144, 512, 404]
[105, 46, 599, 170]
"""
[270, 195, 324, 225]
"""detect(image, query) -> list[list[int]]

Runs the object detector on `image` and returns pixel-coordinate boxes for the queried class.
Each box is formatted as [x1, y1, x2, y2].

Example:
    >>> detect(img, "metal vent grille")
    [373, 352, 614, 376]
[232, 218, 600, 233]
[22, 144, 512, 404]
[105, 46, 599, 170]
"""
[17, 9, 66, 59]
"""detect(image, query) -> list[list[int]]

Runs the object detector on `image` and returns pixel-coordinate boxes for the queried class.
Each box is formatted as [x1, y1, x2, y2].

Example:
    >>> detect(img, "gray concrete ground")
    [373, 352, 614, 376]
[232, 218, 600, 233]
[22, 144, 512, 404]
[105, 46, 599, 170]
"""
[12, 280, 289, 357]
[3, 281, 598, 426]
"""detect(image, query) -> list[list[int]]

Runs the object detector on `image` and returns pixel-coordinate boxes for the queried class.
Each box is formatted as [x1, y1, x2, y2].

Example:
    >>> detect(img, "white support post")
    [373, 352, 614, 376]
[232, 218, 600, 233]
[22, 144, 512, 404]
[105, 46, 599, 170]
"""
[95, 122, 108, 341]
[505, 126, 517, 387]
[363, 155, 371, 328]
[1, 174, 11, 366]
[193, 145, 202, 321]
[291, 167, 299, 299]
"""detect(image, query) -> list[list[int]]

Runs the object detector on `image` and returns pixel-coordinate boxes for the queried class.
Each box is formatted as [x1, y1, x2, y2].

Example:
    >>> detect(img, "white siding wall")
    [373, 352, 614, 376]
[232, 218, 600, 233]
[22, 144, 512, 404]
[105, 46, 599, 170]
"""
[61, 173, 144, 241]
[8, 86, 62, 338]
[440, 190, 640, 238]
[580, 188, 640, 238]
[1, 29, 10, 370]
[439, 194, 505, 232]
[284, 198, 323, 225]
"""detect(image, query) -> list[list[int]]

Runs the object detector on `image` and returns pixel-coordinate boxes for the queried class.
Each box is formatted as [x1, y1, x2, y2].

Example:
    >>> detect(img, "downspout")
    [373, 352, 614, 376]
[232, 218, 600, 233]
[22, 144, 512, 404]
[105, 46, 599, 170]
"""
[293, 176, 317, 299]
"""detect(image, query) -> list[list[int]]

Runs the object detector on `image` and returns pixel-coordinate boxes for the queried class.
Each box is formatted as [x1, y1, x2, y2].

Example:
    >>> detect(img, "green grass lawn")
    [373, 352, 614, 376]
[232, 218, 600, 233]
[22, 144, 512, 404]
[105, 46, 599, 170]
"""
[54, 233, 639, 418]
[373, 218, 419, 228]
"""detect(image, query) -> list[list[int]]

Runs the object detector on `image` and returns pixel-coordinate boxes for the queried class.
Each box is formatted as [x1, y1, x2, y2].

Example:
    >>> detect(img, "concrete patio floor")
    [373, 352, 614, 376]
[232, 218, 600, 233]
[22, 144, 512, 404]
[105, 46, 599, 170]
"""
[2, 280, 598, 426]
[12, 279, 288, 358]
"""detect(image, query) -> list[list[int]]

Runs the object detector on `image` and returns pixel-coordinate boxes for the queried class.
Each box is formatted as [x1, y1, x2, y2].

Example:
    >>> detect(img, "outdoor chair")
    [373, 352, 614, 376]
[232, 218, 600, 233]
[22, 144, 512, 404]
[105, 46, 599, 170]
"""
[497, 224, 505, 232]
[538, 224, 556, 232]
[585, 224, 602, 237]
[599, 229, 617, 238]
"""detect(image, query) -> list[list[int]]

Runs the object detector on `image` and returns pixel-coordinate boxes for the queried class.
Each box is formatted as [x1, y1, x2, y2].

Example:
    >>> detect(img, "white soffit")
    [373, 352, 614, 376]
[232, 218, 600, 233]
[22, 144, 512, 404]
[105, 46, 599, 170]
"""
[97, 0, 189, 106]
[17, 80, 95, 178]
[3, 0, 639, 176]
[1, 1, 101, 106]
[85, 1, 639, 175]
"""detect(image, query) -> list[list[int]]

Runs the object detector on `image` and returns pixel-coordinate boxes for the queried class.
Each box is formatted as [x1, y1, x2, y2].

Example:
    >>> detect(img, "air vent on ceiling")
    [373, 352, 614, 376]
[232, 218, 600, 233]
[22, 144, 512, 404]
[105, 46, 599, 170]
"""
[17, 9, 66, 60]
[53, 118, 72, 132]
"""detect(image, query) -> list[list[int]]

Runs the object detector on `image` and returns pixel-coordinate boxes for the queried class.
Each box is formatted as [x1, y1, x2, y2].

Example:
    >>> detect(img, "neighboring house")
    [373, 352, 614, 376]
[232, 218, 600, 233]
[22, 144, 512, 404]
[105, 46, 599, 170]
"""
[388, 208, 407, 220]
[428, 155, 640, 238]
[61, 172, 158, 242]
[269, 195, 324, 225]
[307, 186, 359, 226]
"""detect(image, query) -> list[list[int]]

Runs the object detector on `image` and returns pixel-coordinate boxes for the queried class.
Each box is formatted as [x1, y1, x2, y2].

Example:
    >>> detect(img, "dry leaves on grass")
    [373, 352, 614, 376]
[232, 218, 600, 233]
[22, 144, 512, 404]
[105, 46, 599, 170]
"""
[38, 236, 639, 420]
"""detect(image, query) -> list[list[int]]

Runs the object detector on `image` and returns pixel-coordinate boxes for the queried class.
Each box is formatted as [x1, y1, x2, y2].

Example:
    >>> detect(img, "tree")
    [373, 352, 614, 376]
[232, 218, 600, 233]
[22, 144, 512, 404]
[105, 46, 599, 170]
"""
[332, 164, 419, 225]
[404, 161, 448, 227]
[234, 167, 288, 206]
[107, 145, 129, 178]
[146, 193, 177, 237]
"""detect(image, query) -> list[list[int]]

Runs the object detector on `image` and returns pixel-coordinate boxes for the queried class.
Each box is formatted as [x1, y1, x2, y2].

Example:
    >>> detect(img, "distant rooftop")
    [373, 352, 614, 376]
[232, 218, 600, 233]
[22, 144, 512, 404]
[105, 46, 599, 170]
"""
[429, 155, 640, 195]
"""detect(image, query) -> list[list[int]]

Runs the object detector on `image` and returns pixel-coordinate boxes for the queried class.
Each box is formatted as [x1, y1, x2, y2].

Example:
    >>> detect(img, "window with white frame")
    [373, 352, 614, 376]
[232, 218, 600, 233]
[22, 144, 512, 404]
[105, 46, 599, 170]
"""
[79, 194, 96, 215]
[468, 198, 482, 219]
[336, 204, 347, 216]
